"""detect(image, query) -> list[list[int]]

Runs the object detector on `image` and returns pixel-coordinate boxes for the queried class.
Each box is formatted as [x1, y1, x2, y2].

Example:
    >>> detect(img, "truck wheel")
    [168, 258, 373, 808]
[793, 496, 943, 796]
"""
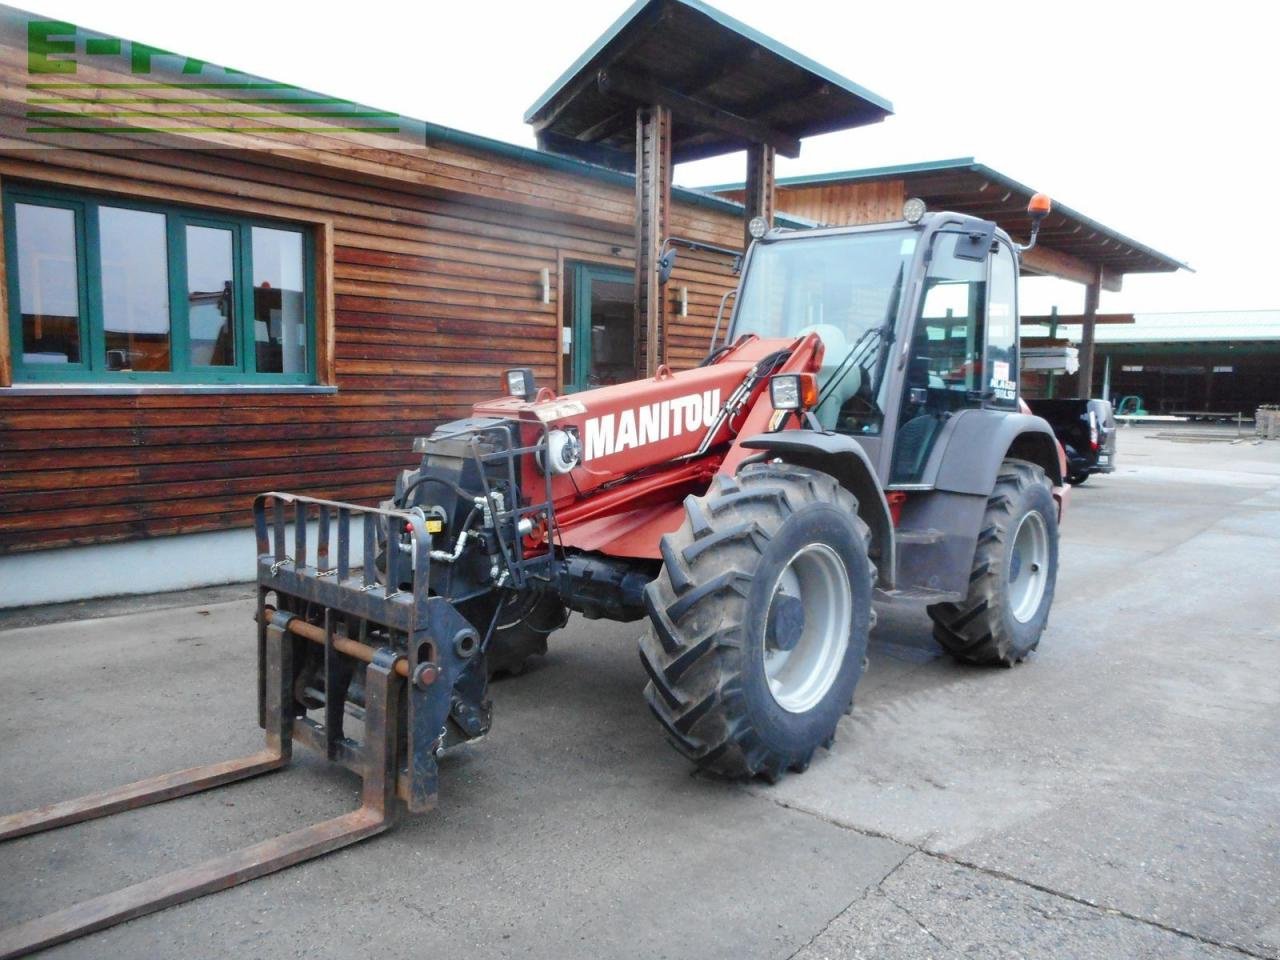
[463, 592, 567, 679]
[1066, 471, 1088, 486]
[640, 463, 874, 782]
[928, 459, 1058, 666]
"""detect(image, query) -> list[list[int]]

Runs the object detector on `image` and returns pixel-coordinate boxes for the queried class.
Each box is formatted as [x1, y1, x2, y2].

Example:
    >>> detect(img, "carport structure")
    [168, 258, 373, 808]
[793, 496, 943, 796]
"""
[705, 157, 1190, 396]
[525, 0, 893, 377]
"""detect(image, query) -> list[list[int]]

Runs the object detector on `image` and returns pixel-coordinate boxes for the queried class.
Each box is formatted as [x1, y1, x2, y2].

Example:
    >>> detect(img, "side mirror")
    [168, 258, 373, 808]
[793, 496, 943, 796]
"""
[658, 247, 677, 285]
[1020, 193, 1053, 252]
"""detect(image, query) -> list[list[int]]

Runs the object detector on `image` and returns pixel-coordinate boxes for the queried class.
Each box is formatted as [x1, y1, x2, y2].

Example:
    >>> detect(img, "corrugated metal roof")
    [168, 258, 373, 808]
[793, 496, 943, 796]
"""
[1023, 311, 1280, 343]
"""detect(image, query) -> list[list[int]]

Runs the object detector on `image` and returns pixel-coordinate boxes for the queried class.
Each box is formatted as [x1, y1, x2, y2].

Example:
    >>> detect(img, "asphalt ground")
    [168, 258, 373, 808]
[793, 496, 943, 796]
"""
[1, 424, 1277, 959]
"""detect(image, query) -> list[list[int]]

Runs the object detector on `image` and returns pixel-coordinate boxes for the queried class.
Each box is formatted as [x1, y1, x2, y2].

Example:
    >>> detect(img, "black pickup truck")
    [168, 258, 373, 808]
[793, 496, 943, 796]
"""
[1028, 398, 1117, 485]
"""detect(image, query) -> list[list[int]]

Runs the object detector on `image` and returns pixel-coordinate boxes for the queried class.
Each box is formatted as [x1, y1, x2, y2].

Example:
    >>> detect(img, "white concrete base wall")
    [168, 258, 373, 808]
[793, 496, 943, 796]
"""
[0, 524, 364, 609]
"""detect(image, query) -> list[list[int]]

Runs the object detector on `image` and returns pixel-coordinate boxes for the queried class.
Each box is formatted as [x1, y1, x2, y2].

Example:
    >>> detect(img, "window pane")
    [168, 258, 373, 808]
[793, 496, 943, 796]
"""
[986, 244, 1018, 406]
[251, 227, 306, 374]
[891, 232, 988, 484]
[14, 202, 80, 366]
[100, 206, 170, 371]
[186, 225, 236, 367]
[585, 276, 634, 387]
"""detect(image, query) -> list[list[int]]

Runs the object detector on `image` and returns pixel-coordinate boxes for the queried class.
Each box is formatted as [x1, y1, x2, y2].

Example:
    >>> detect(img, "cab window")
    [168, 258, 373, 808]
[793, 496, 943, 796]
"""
[890, 230, 988, 484]
[986, 241, 1019, 407]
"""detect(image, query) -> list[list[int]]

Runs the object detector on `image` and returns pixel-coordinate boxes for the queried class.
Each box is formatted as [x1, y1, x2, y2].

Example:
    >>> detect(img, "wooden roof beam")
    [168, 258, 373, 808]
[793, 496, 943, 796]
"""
[680, 44, 758, 96]
[574, 109, 634, 143]
[535, 130, 634, 171]
[1020, 243, 1124, 292]
[527, 1, 669, 133]
[597, 67, 802, 158]
[750, 78, 831, 120]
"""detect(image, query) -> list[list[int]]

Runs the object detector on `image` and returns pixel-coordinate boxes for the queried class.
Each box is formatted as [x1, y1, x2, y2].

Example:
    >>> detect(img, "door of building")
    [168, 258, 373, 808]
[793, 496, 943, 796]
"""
[563, 263, 633, 392]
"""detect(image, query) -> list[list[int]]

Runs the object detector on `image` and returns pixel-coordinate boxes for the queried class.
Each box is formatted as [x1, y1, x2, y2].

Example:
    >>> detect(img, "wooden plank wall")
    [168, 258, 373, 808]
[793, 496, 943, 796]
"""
[715, 180, 905, 227]
[0, 143, 744, 554]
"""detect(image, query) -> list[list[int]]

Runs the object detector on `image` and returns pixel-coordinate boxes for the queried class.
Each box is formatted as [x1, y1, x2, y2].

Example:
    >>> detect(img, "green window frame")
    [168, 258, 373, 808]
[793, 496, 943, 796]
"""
[4, 183, 316, 385]
[564, 262, 633, 393]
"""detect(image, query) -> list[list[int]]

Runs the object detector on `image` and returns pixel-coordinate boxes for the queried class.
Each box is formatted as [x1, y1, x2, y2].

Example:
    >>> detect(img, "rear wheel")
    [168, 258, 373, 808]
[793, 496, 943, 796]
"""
[639, 463, 874, 782]
[928, 459, 1058, 666]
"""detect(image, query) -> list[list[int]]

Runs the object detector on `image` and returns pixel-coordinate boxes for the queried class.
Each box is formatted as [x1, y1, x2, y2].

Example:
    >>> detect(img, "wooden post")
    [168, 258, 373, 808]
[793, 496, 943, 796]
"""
[0, 176, 10, 388]
[742, 142, 775, 251]
[633, 103, 671, 378]
[1046, 306, 1059, 399]
[1078, 271, 1101, 399]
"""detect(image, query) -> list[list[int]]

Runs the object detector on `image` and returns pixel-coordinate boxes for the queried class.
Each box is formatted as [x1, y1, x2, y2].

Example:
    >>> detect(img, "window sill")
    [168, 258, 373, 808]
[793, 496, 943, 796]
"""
[1, 383, 338, 396]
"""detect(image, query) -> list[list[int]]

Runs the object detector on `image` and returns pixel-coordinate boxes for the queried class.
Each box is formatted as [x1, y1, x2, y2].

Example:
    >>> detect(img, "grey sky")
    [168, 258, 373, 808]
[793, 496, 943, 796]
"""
[19, 0, 1277, 317]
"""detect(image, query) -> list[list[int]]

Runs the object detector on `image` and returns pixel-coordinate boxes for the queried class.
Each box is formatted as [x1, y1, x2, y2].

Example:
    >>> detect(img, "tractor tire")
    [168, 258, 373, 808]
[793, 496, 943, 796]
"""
[927, 459, 1059, 666]
[639, 463, 874, 782]
[464, 592, 567, 680]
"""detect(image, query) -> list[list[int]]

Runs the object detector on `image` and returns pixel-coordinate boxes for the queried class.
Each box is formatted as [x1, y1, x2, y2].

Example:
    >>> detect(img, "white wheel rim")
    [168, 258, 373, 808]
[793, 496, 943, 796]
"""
[1008, 511, 1050, 623]
[763, 543, 852, 713]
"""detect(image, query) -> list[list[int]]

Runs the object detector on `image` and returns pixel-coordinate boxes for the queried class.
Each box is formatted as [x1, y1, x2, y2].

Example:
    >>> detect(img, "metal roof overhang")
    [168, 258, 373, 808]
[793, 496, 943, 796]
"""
[524, 0, 893, 168]
[702, 157, 1190, 283]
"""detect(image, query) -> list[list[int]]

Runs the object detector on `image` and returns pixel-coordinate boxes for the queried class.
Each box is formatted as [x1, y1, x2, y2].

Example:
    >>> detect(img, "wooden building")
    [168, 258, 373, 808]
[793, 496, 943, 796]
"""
[0, 0, 889, 605]
[704, 157, 1189, 396]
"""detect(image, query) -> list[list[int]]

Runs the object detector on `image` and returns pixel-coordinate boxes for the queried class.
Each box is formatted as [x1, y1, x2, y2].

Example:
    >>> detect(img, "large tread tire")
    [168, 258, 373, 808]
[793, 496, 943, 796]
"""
[486, 594, 567, 679]
[639, 462, 875, 782]
[462, 592, 567, 680]
[928, 458, 1059, 667]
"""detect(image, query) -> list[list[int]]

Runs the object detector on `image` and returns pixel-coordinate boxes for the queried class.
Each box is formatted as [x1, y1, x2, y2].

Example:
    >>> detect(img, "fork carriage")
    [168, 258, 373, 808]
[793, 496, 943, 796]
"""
[0, 494, 475, 959]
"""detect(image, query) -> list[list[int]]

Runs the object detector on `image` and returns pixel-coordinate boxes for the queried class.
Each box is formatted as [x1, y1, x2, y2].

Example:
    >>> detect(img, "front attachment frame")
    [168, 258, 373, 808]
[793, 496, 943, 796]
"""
[0, 493, 474, 957]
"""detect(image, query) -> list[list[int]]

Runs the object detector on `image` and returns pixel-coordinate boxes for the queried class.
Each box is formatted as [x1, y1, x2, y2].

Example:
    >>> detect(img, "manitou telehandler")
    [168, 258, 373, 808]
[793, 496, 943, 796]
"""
[0, 196, 1067, 957]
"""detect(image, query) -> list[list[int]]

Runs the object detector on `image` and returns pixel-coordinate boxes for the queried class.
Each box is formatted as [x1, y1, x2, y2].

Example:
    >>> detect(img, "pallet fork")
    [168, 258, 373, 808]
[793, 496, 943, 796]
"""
[0, 495, 470, 958]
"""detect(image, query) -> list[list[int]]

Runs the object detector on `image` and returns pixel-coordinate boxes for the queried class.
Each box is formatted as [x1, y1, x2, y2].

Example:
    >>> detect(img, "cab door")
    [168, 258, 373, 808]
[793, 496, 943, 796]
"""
[889, 230, 990, 484]
[887, 230, 1019, 485]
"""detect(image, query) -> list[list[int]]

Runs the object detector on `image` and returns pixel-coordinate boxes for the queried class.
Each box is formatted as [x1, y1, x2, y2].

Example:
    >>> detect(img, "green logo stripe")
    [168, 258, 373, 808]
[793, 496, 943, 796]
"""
[28, 96, 357, 105]
[27, 125, 403, 134]
[27, 110, 400, 118]
[27, 81, 305, 89]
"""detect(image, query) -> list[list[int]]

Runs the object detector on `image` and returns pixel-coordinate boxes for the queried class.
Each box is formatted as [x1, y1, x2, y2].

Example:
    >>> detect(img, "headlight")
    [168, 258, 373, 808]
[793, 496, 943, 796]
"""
[505, 367, 536, 401]
[747, 216, 770, 240]
[769, 373, 818, 411]
[902, 197, 926, 224]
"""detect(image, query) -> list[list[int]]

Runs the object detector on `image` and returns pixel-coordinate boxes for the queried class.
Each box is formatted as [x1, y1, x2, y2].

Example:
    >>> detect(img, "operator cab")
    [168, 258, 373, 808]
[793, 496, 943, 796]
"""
[726, 206, 1022, 486]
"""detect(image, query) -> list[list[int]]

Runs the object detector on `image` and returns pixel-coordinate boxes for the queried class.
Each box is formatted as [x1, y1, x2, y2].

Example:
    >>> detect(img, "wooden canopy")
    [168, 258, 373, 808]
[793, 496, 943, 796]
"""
[703, 158, 1189, 399]
[703, 158, 1189, 291]
[524, 0, 893, 170]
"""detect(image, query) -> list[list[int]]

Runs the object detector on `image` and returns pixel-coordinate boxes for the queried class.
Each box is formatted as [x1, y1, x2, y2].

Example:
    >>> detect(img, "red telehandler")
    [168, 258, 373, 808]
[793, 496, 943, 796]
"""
[0, 197, 1067, 957]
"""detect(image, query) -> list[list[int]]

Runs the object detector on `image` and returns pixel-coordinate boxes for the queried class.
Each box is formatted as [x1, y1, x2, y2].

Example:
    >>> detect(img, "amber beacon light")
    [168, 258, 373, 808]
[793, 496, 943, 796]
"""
[1020, 192, 1053, 252]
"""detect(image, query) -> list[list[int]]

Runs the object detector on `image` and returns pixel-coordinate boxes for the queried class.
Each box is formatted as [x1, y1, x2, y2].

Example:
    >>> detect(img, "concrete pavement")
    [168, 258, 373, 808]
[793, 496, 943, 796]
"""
[1, 425, 1277, 959]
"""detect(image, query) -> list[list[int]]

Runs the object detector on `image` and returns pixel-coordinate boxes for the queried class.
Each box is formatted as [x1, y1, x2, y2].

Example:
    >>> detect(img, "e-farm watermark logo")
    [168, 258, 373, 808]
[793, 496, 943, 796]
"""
[22, 18, 402, 140]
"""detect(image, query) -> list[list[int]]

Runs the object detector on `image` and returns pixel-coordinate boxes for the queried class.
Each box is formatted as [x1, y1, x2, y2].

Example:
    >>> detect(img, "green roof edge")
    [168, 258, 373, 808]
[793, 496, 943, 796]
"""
[696, 156, 977, 193]
[0, 4, 809, 231]
[523, 0, 894, 124]
[698, 156, 1190, 272]
[402, 116, 812, 226]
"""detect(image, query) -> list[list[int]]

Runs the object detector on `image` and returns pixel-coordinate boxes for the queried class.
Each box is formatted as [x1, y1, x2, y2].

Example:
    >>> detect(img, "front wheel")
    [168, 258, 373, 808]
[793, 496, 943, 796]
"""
[459, 592, 567, 679]
[928, 459, 1059, 666]
[639, 463, 874, 782]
